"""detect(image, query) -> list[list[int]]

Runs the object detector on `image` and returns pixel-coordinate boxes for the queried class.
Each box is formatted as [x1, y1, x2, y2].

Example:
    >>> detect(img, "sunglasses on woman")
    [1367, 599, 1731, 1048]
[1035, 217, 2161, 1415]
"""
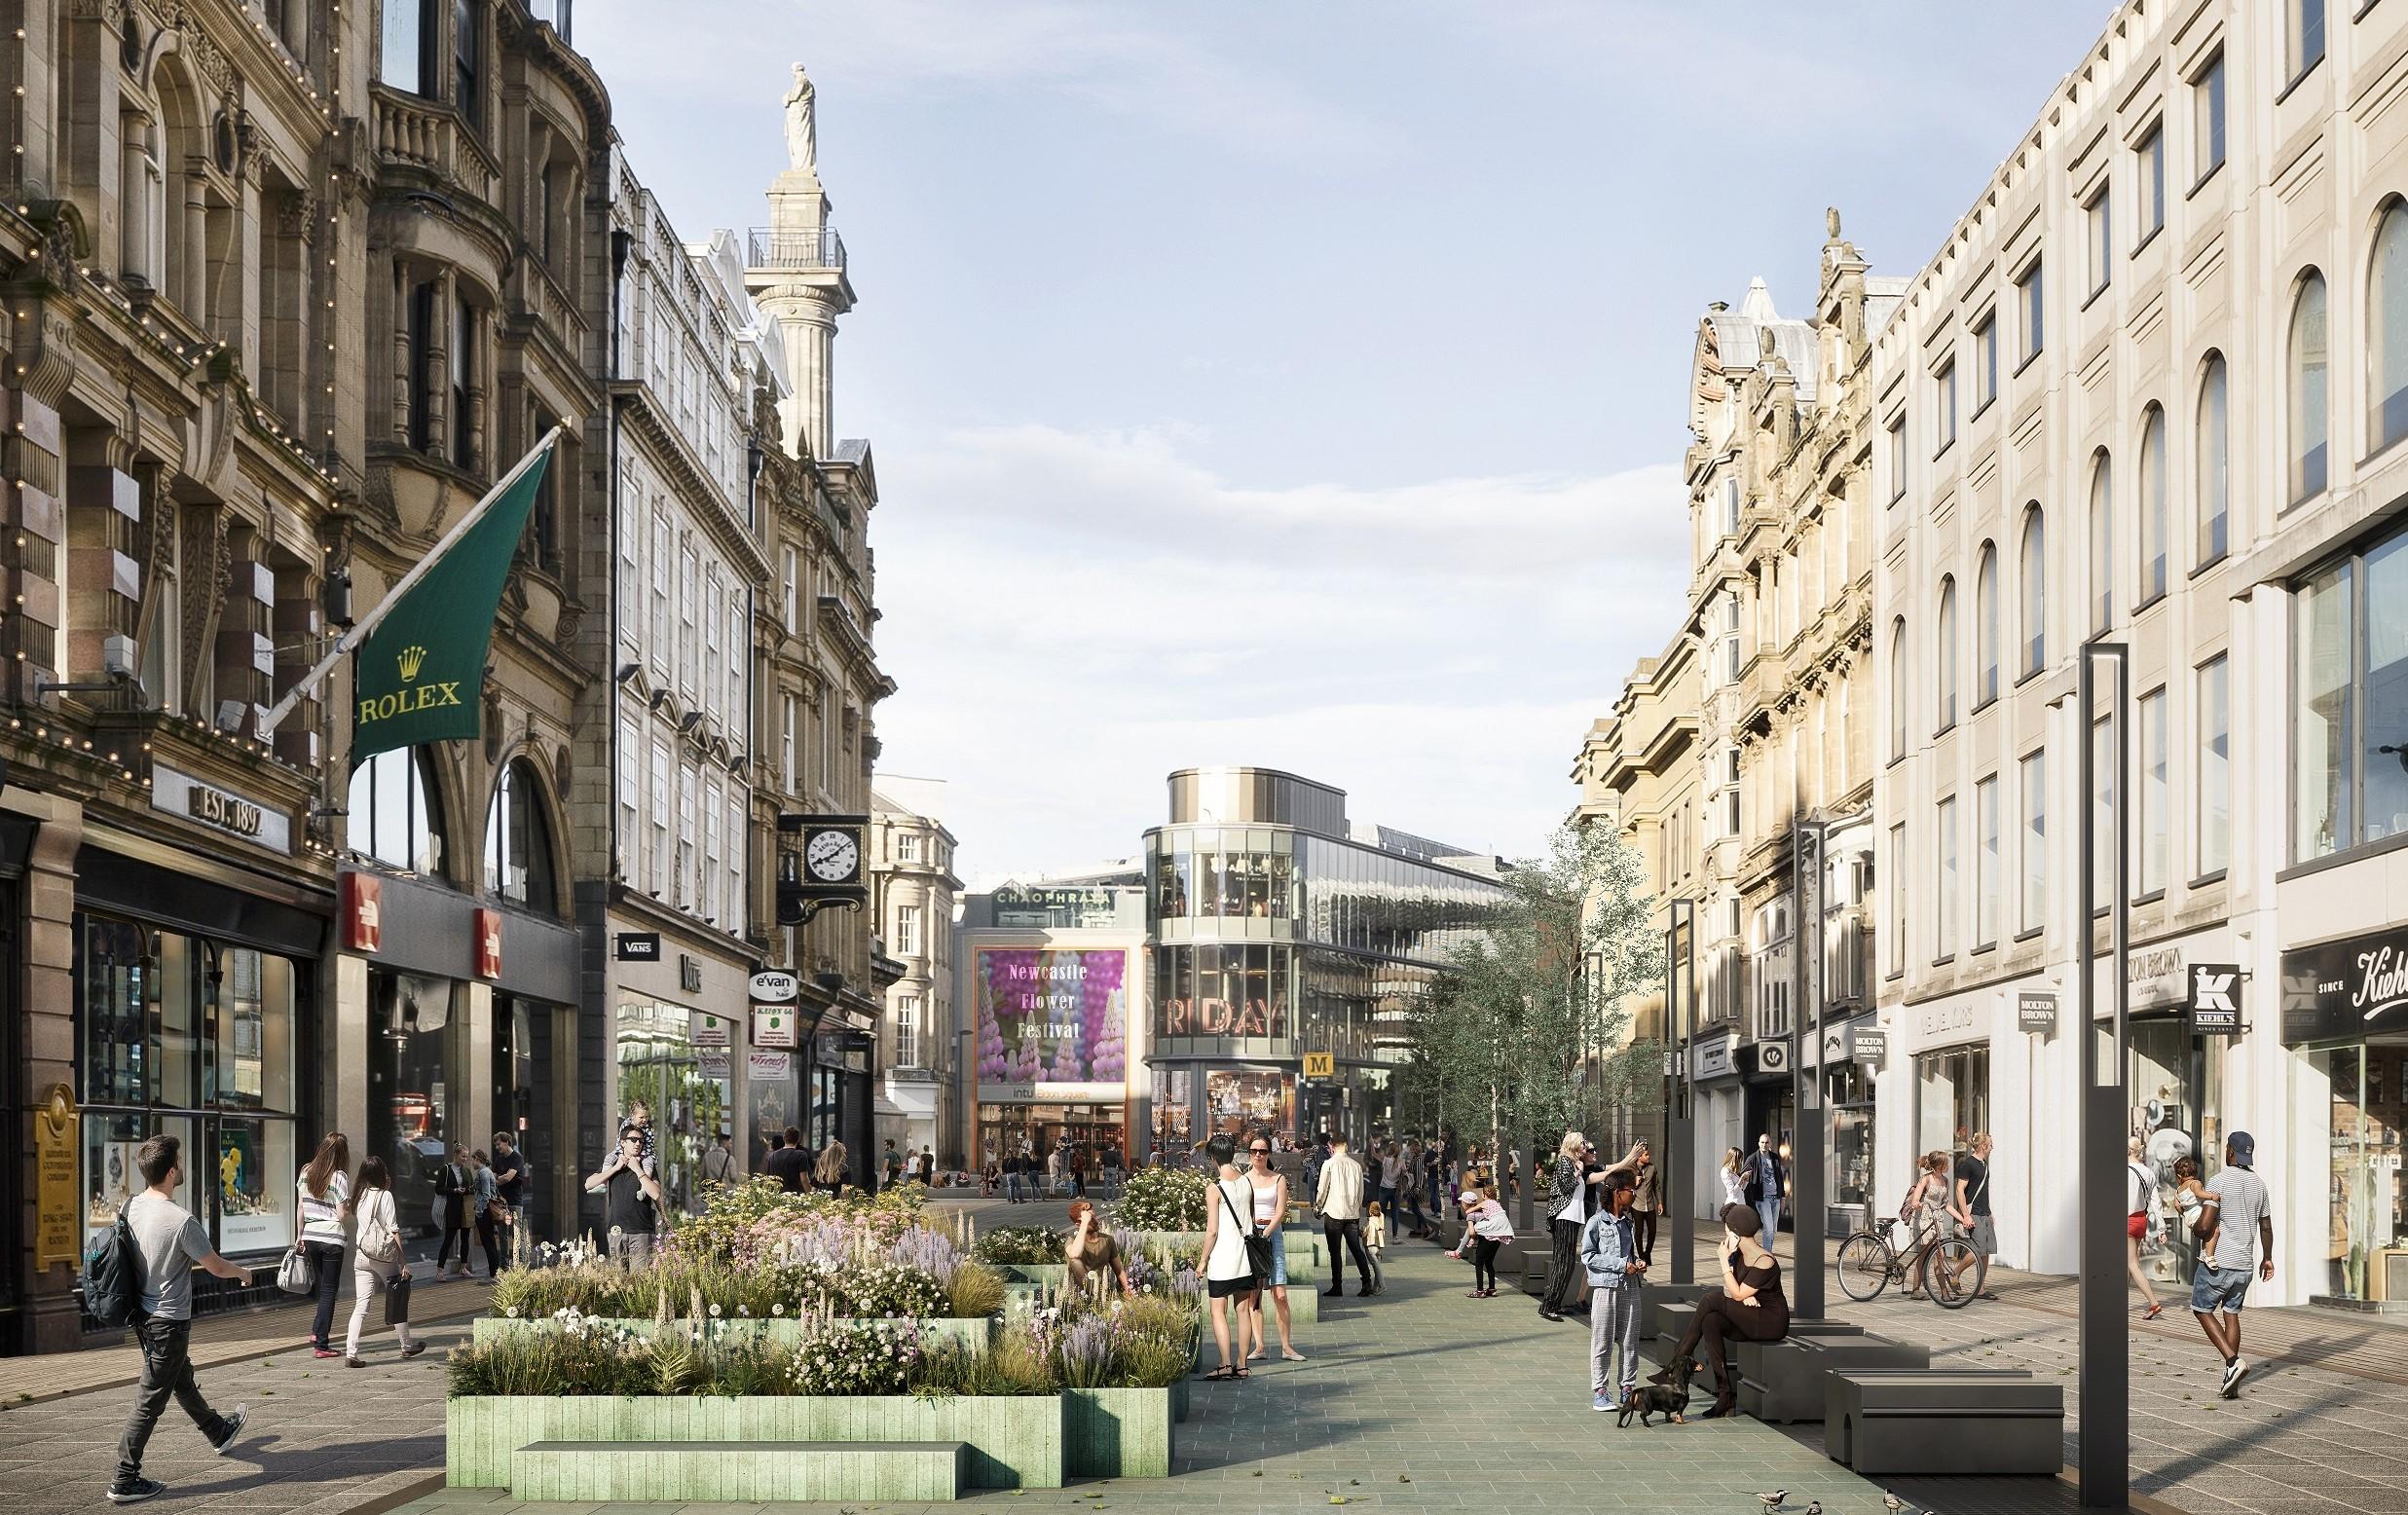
[1249, 1146, 1271, 1156]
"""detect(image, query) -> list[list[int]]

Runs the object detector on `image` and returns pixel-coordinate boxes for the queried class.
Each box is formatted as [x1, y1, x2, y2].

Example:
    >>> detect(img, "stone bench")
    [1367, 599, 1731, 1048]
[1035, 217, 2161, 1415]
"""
[1649, 1308, 1860, 1382]
[511, 1439, 966, 1503]
[1736, 1332, 1931, 1423]
[1825, 1369, 2061, 1476]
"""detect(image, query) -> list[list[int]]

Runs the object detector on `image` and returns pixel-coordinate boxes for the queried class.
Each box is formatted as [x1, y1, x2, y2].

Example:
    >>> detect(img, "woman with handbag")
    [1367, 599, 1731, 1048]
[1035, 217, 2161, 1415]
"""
[1197, 1133, 1262, 1382]
[296, 1133, 352, 1357]
[345, 1156, 425, 1366]
[1241, 1135, 1306, 1363]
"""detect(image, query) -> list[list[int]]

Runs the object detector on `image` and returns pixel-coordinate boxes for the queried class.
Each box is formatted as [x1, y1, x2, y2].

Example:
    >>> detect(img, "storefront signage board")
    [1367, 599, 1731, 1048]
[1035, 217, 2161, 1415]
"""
[752, 1004, 799, 1049]
[1850, 1028, 1887, 1066]
[35, 1083, 77, 1270]
[750, 970, 800, 1003]
[1694, 1034, 1734, 1080]
[2017, 992, 2058, 1035]
[613, 932, 661, 962]
[2280, 927, 2408, 1045]
[699, 1049, 732, 1081]
[2187, 962, 2243, 1034]
[473, 907, 502, 979]
[152, 764, 291, 854]
[745, 1050, 791, 1082]
[1302, 1052, 1334, 1079]
[342, 872, 383, 952]
[993, 885, 1128, 929]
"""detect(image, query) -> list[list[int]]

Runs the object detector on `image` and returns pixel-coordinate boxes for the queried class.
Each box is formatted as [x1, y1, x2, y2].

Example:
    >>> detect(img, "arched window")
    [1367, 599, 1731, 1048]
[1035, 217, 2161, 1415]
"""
[2089, 451, 2114, 633]
[2197, 352, 2229, 562]
[2140, 405, 2168, 604]
[1889, 616, 1908, 761]
[1975, 542, 1999, 706]
[483, 758, 561, 913]
[2020, 505, 2046, 677]
[1935, 576, 1958, 732]
[2372, 203, 2408, 450]
[2290, 271, 2329, 503]
[348, 750, 447, 876]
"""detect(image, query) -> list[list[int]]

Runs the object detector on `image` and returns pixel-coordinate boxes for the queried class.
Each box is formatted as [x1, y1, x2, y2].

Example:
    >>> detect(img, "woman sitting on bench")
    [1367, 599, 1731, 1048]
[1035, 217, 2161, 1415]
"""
[1649, 1203, 1790, 1418]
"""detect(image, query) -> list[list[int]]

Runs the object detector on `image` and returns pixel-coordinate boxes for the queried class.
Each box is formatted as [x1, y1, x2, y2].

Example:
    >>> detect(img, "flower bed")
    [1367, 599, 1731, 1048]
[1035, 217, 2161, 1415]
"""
[1110, 1164, 1209, 1230]
[470, 1312, 1000, 1354]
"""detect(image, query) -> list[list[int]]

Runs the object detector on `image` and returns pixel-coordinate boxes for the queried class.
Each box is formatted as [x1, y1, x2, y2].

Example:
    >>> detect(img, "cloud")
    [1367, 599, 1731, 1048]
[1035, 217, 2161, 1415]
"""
[868, 423, 1688, 876]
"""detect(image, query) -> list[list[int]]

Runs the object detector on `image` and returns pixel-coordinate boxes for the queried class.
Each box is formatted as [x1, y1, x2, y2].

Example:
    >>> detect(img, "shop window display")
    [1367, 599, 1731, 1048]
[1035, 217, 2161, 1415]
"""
[369, 969, 456, 1234]
[617, 1000, 722, 1215]
[2321, 1042, 2406, 1303]
[1914, 1043, 1989, 1164]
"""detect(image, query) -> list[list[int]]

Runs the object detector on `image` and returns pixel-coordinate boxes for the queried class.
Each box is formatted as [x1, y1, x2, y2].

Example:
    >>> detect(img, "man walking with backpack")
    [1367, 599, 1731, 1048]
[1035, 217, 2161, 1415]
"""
[104, 1134, 255, 1503]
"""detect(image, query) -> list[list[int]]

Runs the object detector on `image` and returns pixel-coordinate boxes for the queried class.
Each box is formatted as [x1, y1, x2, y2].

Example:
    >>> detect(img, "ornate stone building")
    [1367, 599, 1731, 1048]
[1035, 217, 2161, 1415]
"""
[869, 775, 959, 1165]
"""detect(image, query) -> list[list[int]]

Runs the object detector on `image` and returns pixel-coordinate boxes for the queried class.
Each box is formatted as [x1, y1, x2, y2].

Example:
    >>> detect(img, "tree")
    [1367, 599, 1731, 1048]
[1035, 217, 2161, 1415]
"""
[1397, 819, 1660, 1183]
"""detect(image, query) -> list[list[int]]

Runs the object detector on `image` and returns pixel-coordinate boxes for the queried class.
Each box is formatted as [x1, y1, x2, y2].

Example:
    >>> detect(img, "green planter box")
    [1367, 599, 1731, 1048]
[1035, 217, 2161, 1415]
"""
[469, 1314, 999, 1352]
[1062, 1386, 1179, 1479]
[447, 1393, 1062, 1490]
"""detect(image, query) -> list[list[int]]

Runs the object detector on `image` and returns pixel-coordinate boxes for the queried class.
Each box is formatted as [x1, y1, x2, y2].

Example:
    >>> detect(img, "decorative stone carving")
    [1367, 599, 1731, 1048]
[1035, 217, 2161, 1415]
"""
[178, 503, 226, 713]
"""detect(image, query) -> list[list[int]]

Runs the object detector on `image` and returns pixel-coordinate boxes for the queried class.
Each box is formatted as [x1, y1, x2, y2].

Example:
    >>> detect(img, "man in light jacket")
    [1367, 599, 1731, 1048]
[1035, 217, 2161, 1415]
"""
[1314, 1134, 1380, 1298]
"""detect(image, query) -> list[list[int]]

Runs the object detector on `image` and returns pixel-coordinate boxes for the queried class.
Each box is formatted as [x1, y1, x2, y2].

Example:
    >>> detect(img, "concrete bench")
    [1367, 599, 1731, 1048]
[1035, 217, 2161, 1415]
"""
[1825, 1369, 2060, 1476]
[1641, 1283, 1722, 1343]
[1649, 1308, 1861, 1381]
[511, 1440, 966, 1503]
[1736, 1332, 1931, 1423]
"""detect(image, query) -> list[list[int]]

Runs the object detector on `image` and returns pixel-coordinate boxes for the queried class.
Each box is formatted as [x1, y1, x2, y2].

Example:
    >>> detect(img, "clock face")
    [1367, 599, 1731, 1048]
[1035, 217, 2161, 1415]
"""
[805, 829, 860, 882]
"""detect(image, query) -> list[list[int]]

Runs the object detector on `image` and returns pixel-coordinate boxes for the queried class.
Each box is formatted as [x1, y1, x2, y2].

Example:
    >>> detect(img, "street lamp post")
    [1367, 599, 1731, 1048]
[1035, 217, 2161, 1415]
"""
[1665, 898, 1697, 1285]
[2078, 641, 2132, 1510]
[1790, 818, 1828, 1320]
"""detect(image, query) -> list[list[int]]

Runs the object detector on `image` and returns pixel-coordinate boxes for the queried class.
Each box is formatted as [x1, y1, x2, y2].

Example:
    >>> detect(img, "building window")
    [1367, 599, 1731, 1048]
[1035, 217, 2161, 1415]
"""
[1935, 575, 1958, 732]
[449, 290, 475, 472]
[2197, 353, 2229, 563]
[1973, 314, 1997, 412]
[2017, 259, 2044, 364]
[2020, 504, 2046, 677]
[483, 758, 560, 913]
[2020, 749, 2047, 935]
[895, 994, 920, 1069]
[779, 694, 796, 794]
[617, 717, 641, 882]
[1935, 357, 1957, 453]
[2086, 185, 2113, 296]
[2093, 716, 2116, 909]
[1888, 823, 1907, 975]
[2290, 272, 2330, 504]
[2136, 122, 2166, 242]
[2194, 51, 2226, 181]
[1936, 794, 1958, 959]
[1889, 616, 1908, 760]
[379, 0, 436, 95]
[780, 544, 799, 632]
[349, 750, 447, 876]
[2138, 686, 2167, 896]
[1723, 476, 1740, 536]
[2089, 452, 2114, 632]
[1887, 417, 1907, 500]
[895, 904, 921, 957]
[897, 831, 922, 863]
[2198, 655, 2230, 876]
[1975, 542, 1999, 707]
[2289, 0, 2327, 83]
[2370, 203, 2408, 452]
[453, 0, 482, 130]
[647, 741, 669, 895]
[1976, 774, 2000, 948]
[2139, 405, 2168, 605]
[406, 278, 436, 454]
[1724, 786, 1740, 838]
[2293, 524, 2408, 861]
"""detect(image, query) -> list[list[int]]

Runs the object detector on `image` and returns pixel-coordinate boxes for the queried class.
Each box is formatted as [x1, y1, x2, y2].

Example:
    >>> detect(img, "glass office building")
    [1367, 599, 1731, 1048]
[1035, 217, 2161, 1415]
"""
[1141, 767, 1508, 1152]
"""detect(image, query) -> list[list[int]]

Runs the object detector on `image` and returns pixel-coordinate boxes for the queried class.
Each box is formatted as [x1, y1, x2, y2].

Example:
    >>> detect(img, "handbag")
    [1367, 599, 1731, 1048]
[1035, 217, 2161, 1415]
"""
[485, 1198, 513, 1229]
[275, 1243, 315, 1296]
[383, 1268, 413, 1326]
[1217, 1179, 1273, 1282]
[356, 1194, 404, 1265]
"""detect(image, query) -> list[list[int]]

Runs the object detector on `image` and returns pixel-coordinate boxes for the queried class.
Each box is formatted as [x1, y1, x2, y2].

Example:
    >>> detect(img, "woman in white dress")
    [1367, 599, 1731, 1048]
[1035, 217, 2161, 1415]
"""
[1197, 1133, 1262, 1380]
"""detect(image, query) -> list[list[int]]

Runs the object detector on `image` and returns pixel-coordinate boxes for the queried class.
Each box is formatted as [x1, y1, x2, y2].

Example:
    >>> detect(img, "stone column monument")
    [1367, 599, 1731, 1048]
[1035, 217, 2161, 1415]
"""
[746, 61, 853, 461]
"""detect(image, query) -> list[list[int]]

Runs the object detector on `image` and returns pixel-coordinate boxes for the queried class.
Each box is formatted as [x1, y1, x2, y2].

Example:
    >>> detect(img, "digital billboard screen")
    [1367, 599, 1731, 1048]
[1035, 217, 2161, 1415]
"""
[973, 947, 1129, 1086]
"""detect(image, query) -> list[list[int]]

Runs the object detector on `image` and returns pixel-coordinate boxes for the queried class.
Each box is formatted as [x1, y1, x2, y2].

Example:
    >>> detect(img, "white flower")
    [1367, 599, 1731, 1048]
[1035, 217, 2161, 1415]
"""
[771, 1303, 785, 1316]
[709, 1302, 724, 1318]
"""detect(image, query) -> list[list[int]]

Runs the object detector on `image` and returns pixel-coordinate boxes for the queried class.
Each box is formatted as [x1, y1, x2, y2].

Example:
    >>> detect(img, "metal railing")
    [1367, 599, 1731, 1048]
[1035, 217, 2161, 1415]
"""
[747, 228, 846, 271]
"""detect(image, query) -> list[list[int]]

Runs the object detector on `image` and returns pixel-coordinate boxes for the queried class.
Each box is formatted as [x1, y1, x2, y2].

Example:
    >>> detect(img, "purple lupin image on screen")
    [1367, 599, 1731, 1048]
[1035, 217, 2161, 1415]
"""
[975, 948, 1128, 1085]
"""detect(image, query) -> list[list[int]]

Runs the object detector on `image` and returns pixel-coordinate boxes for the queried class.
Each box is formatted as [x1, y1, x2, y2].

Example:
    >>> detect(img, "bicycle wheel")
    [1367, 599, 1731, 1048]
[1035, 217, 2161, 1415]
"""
[1836, 1230, 1894, 1303]
[1922, 1238, 1982, 1309]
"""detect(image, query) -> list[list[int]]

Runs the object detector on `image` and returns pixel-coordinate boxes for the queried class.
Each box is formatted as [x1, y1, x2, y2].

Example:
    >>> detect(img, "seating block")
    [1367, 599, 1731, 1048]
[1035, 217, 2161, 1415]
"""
[1825, 1370, 2060, 1476]
[1736, 1333, 1931, 1423]
[510, 1439, 966, 1503]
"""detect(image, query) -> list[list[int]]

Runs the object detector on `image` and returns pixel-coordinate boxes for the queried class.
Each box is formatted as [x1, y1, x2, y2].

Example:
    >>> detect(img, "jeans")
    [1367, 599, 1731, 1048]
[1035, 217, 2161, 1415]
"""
[1632, 1209, 1657, 1266]
[1589, 1284, 1643, 1397]
[1471, 1236, 1501, 1291]
[1004, 1172, 1023, 1201]
[116, 1316, 232, 1487]
[475, 1212, 505, 1275]
[1541, 1217, 1584, 1314]
[303, 1239, 346, 1348]
[436, 1205, 474, 1275]
[1756, 1197, 1783, 1242]
[1322, 1217, 1376, 1291]
[345, 1257, 419, 1357]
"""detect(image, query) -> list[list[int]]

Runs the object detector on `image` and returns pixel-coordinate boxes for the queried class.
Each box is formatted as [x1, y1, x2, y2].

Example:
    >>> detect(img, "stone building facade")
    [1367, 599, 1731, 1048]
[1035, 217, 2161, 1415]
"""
[869, 775, 959, 1166]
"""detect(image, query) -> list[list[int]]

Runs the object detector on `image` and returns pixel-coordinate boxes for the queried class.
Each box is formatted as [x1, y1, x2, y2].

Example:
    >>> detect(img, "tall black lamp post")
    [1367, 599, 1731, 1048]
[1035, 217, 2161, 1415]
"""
[1789, 818, 1828, 1320]
[1664, 898, 1697, 1284]
[2078, 641, 2132, 1509]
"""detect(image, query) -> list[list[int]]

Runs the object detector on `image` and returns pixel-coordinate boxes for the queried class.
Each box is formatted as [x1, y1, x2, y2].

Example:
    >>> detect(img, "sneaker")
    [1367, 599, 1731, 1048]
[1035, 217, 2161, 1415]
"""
[400, 1342, 426, 1359]
[212, 1406, 249, 1455]
[106, 1478, 165, 1504]
[2221, 1357, 2249, 1398]
[1592, 1392, 1613, 1412]
[312, 1348, 339, 1359]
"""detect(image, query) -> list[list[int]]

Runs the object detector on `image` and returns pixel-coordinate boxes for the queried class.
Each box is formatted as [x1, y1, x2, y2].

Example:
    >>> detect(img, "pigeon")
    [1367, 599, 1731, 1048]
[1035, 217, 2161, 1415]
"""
[1755, 1495, 1788, 1512]
[1882, 1495, 1907, 1513]
[1804, 1504, 1822, 1515]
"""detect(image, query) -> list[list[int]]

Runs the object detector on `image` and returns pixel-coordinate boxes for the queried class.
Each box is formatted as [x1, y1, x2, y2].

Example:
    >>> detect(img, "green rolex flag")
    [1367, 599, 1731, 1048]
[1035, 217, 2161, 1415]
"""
[350, 447, 552, 767]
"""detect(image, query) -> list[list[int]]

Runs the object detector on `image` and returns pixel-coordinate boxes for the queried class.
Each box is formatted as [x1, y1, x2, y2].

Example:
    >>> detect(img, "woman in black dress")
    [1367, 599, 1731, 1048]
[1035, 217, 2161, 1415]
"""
[1650, 1203, 1790, 1417]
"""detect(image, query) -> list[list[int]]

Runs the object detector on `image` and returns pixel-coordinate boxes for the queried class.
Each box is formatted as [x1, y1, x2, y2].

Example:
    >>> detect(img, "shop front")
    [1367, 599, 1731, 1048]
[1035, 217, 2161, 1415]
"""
[2280, 924, 2408, 1307]
[970, 942, 1133, 1167]
[1816, 1016, 1884, 1237]
[609, 935, 761, 1219]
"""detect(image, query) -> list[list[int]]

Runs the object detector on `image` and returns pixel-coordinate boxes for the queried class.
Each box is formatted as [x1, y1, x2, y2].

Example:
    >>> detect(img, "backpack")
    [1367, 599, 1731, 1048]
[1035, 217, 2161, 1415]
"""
[82, 1205, 141, 1328]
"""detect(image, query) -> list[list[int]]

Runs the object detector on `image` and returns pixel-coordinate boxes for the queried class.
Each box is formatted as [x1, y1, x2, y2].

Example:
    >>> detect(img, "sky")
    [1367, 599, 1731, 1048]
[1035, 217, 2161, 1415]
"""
[579, 0, 2119, 888]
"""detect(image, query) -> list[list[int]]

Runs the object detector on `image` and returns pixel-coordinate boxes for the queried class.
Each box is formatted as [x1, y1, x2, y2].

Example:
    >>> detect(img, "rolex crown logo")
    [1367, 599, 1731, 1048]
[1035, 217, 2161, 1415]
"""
[397, 645, 428, 682]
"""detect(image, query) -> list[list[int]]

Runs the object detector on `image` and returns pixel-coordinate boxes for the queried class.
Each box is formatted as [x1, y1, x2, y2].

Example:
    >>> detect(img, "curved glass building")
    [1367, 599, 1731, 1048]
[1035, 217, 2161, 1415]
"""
[1140, 767, 1510, 1153]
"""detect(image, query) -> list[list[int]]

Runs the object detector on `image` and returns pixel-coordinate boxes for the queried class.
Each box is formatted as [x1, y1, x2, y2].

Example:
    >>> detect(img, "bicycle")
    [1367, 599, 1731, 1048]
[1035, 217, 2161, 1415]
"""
[1835, 1212, 1987, 1309]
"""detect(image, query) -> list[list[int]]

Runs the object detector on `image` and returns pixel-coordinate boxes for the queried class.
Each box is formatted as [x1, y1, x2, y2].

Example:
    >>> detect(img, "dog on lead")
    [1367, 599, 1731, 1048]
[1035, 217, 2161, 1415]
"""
[1618, 1354, 1694, 1426]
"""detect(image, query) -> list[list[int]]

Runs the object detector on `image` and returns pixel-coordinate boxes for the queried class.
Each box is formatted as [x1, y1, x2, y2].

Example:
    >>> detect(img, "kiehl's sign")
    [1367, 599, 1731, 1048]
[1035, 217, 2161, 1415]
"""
[2280, 927, 2408, 1046]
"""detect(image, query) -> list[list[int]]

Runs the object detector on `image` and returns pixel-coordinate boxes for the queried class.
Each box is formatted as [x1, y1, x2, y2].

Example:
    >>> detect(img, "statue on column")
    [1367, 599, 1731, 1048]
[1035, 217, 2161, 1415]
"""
[783, 62, 817, 172]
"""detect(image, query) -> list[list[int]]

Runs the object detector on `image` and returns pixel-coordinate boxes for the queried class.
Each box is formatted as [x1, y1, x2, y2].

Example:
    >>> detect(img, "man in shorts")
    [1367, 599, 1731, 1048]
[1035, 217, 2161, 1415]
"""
[1945, 1132, 1999, 1299]
[2190, 1129, 2274, 1398]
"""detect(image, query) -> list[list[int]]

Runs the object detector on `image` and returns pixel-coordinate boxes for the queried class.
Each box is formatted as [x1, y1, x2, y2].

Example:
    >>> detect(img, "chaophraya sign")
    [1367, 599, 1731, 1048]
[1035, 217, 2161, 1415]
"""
[972, 947, 1129, 1087]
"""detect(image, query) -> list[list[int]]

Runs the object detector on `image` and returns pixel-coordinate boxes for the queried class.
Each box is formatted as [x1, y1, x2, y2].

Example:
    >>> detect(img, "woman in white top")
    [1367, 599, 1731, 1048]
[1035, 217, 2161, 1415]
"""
[1197, 1133, 1262, 1381]
[344, 1155, 424, 1365]
[296, 1132, 352, 1355]
[1720, 1147, 1749, 1211]
[2125, 1137, 2165, 1318]
[1241, 1135, 1305, 1363]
